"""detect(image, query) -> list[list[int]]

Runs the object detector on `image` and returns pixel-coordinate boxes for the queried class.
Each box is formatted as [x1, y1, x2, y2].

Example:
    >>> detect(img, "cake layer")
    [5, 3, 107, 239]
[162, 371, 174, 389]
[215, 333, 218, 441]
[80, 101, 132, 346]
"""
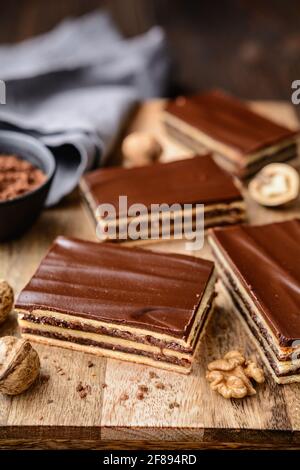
[21, 333, 192, 374]
[215, 143, 298, 178]
[165, 114, 297, 166]
[165, 116, 298, 178]
[18, 299, 215, 363]
[219, 282, 300, 385]
[98, 206, 246, 241]
[20, 304, 215, 374]
[18, 319, 193, 361]
[164, 90, 298, 159]
[209, 220, 300, 346]
[222, 282, 300, 374]
[80, 155, 244, 220]
[210, 243, 300, 362]
[97, 200, 246, 226]
[17, 281, 215, 354]
[16, 237, 215, 341]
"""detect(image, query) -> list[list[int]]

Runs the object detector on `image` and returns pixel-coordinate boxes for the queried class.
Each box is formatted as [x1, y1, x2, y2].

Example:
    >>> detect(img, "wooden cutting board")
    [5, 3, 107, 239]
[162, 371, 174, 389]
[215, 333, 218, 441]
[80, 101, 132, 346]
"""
[0, 100, 300, 450]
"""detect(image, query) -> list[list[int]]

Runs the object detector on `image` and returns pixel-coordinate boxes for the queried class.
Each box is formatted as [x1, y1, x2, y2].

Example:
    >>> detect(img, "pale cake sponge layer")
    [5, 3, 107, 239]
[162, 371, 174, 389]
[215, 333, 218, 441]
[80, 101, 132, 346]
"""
[18, 294, 215, 362]
[21, 333, 191, 374]
[18, 320, 192, 360]
[97, 201, 246, 226]
[20, 304, 215, 374]
[209, 237, 300, 361]
[98, 213, 247, 243]
[219, 282, 300, 384]
[17, 294, 215, 367]
[84, 185, 246, 243]
[204, 213, 246, 227]
[120, 214, 247, 247]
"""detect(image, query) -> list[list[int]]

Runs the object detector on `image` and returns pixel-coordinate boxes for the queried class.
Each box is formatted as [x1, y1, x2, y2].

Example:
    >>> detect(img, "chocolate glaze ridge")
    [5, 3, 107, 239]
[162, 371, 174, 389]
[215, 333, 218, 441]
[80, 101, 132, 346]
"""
[165, 90, 298, 156]
[16, 237, 215, 339]
[210, 219, 300, 344]
[81, 154, 243, 216]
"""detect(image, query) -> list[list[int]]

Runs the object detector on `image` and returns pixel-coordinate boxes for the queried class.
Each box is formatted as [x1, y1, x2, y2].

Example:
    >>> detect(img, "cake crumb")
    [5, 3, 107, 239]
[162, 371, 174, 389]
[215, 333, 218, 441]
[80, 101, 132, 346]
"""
[79, 389, 88, 399]
[136, 391, 145, 400]
[149, 371, 159, 379]
[40, 373, 50, 385]
[55, 365, 65, 376]
[76, 381, 84, 392]
[169, 401, 180, 409]
[76, 382, 91, 399]
[120, 392, 129, 401]
[155, 382, 165, 390]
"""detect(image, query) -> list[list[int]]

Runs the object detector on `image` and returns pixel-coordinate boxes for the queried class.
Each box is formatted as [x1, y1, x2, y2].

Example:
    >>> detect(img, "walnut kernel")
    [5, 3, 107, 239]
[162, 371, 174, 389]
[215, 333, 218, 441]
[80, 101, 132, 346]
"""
[206, 350, 264, 399]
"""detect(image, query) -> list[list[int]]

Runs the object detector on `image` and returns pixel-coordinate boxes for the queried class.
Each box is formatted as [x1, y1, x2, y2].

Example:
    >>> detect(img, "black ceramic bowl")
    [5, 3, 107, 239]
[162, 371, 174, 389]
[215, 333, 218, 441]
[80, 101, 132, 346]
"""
[0, 131, 55, 242]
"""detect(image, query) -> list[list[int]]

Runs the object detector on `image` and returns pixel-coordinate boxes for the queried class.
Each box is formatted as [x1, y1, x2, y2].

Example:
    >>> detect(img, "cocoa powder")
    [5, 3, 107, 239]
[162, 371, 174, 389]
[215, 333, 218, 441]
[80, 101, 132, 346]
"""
[0, 154, 46, 202]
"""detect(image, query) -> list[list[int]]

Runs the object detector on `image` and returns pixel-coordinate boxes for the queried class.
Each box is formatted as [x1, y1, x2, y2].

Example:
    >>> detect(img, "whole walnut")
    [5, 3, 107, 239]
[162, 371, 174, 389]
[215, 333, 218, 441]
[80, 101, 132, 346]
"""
[0, 280, 14, 325]
[0, 336, 40, 395]
[122, 132, 163, 166]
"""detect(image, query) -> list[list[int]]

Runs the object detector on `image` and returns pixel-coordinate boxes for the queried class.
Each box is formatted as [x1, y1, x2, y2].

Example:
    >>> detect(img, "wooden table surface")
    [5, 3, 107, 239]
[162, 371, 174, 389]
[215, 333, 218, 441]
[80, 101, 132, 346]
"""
[0, 100, 300, 450]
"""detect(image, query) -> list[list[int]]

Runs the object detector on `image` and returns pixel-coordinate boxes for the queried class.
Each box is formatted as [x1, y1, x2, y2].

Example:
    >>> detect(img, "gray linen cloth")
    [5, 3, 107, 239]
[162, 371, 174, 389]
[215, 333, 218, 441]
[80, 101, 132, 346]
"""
[0, 11, 169, 205]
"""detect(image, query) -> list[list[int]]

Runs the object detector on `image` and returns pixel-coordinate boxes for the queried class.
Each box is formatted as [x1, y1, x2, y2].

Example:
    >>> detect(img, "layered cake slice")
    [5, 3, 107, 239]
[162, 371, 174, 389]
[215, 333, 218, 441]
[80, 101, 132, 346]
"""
[80, 154, 246, 243]
[16, 237, 216, 373]
[164, 90, 299, 178]
[208, 219, 300, 384]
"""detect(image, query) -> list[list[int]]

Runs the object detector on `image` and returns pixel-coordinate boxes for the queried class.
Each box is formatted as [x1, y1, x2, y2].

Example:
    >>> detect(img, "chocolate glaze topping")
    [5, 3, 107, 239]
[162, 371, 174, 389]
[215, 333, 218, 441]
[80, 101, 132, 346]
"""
[210, 219, 300, 344]
[82, 155, 242, 217]
[16, 237, 214, 339]
[165, 90, 298, 156]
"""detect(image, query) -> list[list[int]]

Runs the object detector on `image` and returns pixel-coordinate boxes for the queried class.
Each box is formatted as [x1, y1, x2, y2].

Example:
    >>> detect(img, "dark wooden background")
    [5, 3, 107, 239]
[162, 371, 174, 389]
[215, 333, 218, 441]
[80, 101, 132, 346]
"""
[1, 0, 300, 100]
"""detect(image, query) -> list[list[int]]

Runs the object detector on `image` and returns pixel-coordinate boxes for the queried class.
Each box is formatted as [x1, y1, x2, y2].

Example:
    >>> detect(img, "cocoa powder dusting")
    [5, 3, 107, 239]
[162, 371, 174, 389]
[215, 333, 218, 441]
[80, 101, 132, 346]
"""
[0, 155, 46, 202]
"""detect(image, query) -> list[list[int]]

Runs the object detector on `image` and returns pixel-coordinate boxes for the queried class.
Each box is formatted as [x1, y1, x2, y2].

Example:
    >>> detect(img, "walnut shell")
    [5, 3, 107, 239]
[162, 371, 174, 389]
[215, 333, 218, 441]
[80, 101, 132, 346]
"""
[122, 132, 163, 166]
[0, 336, 40, 395]
[0, 280, 14, 325]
